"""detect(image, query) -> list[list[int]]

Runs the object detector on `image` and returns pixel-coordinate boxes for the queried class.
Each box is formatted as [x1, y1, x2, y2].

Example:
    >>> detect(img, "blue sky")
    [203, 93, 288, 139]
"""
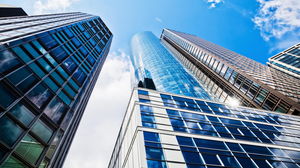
[3, 0, 300, 167]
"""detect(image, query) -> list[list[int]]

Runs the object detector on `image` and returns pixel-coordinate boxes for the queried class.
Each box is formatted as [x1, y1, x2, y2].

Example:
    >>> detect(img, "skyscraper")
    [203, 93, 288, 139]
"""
[268, 43, 300, 79]
[109, 31, 300, 168]
[161, 29, 300, 115]
[0, 11, 112, 167]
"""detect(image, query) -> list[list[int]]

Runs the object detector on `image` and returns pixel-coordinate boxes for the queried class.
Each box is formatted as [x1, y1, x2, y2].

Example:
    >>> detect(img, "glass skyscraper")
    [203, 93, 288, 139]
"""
[109, 31, 300, 168]
[131, 31, 211, 100]
[161, 29, 300, 115]
[268, 43, 300, 79]
[0, 12, 112, 167]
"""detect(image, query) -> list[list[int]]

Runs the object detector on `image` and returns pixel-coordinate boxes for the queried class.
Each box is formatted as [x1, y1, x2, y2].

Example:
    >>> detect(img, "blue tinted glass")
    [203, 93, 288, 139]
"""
[0, 82, 17, 109]
[202, 153, 221, 165]
[0, 47, 21, 74]
[143, 132, 160, 142]
[44, 97, 68, 124]
[182, 151, 203, 164]
[147, 160, 167, 168]
[145, 147, 165, 160]
[219, 155, 241, 167]
[194, 138, 227, 150]
[0, 115, 23, 147]
[27, 83, 54, 109]
[177, 136, 195, 146]
[236, 157, 257, 168]
[138, 90, 148, 95]
[9, 103, 35, 126]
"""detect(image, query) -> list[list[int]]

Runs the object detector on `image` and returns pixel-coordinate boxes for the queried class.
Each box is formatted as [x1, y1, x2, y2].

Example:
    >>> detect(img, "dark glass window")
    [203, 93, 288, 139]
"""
[143, 132, 160, 142]
[9, 103, 35, 126]
[202, 153, 222, 165]
[236, 157, 257, 168]
[17, 75, 39, 93]
[63, 57, 78, 73]
[61, 110, 74, 130]
[147, 160, 167, 168]
[145, 147, 165, 160]
[50, 46, 67, 62]
[194, 138, 227, 150]
[15, 134, 44, 165]
[31, 119, 53, 143]
[0, 115, 23, 147]
[177, 136, 194, 146]
[39, 34, 58, 50]
[219, 155, 240, 167]
[1, 156, 29, 168]
[45, 131, 63, 159]
[27, 83, 54, 109]
[0, 82, 17, 109]
[73, 68, 87, 85]
[182, 151, 203, 164]
[44, 97, 68, 124]
[0, 46, 22, 75]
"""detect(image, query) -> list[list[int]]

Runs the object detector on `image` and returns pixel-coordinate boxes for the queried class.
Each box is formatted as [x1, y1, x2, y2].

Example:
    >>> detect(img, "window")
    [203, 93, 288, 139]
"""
[0, 47, 22, 74]
[147, 160, 167, 168]
[194, 138, 227, 150]
[31, 119, 53, 143]
[0, 115, 23, 147]
[27, 83, 54, 109]
[202, 153, 222, 165]
[44, 97, 68, 124]
[50, 46, 67, 62]
[60, 110, 74, 130]
[63, 57, 78, 73]
[1, 156, 29, 168]
[9, 103, 35, 126]
[15, 134, 44, 165]
[182, 151, 203, 164]
[73, 68, 87, 85]
[145, 147, 165, 160]
[0, 82, 17, 109]
[46, 131, 63, 159]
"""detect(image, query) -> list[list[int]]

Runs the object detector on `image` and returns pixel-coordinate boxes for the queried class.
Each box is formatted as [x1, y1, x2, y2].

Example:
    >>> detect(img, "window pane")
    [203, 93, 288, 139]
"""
[46, 131, 63, 158]
[0, 47, 22, 74]
[15, 135, 44, 165]
[9, 103, 35, 126]
[0, 115, 23, 147]
[7, 66, 31, 85]
[27, 83, 54, 109]
[17, 75, 39, 93]
[0, 82, 17, 109]
[31, 120, 53, 142]
[1, 156, 29, 168]
[44, 97, 68, 124]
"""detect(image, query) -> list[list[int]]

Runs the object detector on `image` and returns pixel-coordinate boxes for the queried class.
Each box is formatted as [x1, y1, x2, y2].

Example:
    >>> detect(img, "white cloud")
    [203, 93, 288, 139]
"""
[155, 17, 163, 23]
[207, 0, 223, 8]
[253, 0, 300, 41]
[63, 49, 131, 168]
[33, 0, 79, 14]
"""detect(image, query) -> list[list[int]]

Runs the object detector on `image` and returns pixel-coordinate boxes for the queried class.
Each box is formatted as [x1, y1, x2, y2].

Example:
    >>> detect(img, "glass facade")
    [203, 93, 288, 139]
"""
[109, 88, 300, 168]
[131, 31, 212, 100]
[0, 12, 112, 167]
[268, 43, 300, 79]
[161, 29, 300, 115]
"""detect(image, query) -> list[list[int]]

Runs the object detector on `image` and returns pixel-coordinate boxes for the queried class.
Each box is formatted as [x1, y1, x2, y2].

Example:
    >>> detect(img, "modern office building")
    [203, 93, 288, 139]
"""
[0, 12, 112, 167]
[161, 29, 300, 115]
[109, 31, 300, 168]
[109, 88, 300, 168]
[131, 32, 212, 100]
[268, 43, 300, 79]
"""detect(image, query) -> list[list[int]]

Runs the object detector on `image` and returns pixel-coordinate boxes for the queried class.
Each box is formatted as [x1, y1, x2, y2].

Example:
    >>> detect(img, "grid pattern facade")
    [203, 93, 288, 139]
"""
[109, 88, 300, 168]
[161, 29, 300, 115]
[268, 43, 300, 79]
[0, 12, 112, 167]
[131, 31, 212, 100]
